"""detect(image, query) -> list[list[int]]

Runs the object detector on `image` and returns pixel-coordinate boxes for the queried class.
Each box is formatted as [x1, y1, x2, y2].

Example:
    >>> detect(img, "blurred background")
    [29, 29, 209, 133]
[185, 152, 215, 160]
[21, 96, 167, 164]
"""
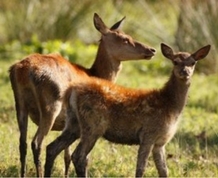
[0, 0, 217, 74]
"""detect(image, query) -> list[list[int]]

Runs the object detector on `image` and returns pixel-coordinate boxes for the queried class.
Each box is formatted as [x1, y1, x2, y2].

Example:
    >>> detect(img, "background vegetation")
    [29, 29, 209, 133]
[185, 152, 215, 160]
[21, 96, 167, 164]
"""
[0, 0, 217, 177]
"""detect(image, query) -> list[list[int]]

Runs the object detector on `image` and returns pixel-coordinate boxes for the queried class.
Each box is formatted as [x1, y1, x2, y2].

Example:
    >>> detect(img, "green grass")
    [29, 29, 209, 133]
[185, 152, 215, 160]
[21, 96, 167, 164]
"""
[0, 48, 218, 177]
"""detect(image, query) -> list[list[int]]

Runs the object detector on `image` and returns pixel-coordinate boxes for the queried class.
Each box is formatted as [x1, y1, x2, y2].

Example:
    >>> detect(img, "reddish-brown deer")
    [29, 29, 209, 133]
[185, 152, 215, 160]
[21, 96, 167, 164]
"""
[9, 13, 155, 177]
[60, 43, 210, 177]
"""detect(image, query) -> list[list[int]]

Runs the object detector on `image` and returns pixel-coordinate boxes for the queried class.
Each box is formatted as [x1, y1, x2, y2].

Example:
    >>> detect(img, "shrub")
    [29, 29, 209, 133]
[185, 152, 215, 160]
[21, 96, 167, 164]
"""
[175, 0, 218, 74]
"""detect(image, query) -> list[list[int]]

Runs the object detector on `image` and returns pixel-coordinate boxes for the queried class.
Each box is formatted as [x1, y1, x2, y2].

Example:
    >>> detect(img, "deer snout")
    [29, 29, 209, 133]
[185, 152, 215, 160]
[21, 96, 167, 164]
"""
[144, 47, 156, 59]
[180, 67, 191, 79]
[148, 47, 156, 55]
[150, 48, 156, 53]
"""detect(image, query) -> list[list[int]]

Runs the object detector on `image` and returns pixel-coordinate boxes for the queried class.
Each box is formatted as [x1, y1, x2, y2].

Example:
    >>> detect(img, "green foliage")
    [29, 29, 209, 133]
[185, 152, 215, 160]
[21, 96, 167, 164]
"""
[0, 37, 97, 65]
[0, 0, 93, 43]
[175, 0, 218, 74]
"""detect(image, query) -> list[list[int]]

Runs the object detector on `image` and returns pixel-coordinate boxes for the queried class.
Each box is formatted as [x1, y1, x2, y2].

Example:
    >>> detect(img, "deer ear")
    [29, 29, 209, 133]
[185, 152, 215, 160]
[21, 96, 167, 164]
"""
[93, 13, 109, 35]
[161, 43, 174, 60]
[110, 16, 126, 30]
[192, 45, 211, 61]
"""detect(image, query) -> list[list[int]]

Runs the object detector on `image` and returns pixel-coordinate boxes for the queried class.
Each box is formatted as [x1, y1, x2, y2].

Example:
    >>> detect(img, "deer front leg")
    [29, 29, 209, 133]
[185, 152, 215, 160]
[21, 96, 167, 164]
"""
[152, 144, 168, 177]
[135, 141, 154, 177]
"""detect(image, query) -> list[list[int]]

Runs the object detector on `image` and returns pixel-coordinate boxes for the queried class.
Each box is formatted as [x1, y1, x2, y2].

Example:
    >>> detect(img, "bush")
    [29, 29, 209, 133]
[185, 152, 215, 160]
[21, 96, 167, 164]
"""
[0, 0, 93, 43]
[0, 37, 97, 67]
[175, 0, 218, 74]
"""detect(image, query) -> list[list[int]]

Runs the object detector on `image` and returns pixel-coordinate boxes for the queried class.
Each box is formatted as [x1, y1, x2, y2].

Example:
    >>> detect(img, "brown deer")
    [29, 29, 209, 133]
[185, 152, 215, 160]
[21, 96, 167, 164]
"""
[9, 13, 155, 177]
[59, 43, 210, 177]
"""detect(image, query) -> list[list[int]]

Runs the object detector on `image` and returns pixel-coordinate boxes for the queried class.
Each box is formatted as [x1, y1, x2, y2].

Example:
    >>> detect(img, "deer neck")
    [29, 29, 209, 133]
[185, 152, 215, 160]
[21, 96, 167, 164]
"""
[160, 72, 190, 114]
[89, 41, 122, 82]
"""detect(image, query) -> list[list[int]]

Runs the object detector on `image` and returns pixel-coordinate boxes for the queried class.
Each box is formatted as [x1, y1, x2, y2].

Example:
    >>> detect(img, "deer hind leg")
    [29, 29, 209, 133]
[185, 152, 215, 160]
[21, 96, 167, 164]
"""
[31, 100, 62, 177]
[44, 128, 79, 177]
[71, 103, 107, 177]
[64, 147, 71, 178]
[72, 133, 100, 177]
[31, 129, 42, 177]
[72, 119, 105, 177]
[16, 102, 28, 177]
[44, 110, 80, 177]
[152, 144, 168, 177]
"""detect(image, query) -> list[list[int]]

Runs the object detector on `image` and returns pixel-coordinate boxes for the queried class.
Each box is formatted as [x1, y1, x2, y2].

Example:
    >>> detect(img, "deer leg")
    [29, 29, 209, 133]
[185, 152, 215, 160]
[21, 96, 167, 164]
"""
[44, 126, 80, 177]
[32, 101, 62, 177]
[44, 111, 80, 177]
[135, 141, 154, 177]
[14, 95, 29, 178]
[31, 129, 43, 177]
[71, 108, 106, 177]
[72, 133, 99, 177]
[17, 109, 28, 177]
[19, 126, 28, 178]
[64, 147, 71, 178]
[152, 145, 168, 177]
[31, 119, 59, 177]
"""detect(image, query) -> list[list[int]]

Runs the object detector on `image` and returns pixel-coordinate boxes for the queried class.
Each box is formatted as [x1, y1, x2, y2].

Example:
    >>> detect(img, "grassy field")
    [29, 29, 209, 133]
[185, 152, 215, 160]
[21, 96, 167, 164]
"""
[0, 45, 218, 177]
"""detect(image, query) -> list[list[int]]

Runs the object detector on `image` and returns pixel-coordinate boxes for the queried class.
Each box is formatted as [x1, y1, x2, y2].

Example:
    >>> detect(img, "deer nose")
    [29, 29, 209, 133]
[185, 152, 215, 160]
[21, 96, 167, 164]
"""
[150, 48, 156, 53]
[180, 68, 189, 76]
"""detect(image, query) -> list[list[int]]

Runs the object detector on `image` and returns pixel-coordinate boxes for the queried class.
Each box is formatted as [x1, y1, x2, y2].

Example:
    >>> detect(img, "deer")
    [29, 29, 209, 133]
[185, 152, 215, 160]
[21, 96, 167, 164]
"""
[9, 13, 155, 177]
[56, 43, 210, 177]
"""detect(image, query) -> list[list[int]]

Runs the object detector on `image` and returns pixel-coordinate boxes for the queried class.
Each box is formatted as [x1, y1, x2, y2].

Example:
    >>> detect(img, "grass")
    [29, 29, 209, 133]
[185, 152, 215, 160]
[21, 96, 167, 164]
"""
[0, 46, 218, 177]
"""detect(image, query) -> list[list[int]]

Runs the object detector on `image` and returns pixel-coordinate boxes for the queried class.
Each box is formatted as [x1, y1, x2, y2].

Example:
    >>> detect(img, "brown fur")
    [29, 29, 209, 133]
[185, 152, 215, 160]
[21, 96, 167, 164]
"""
[9, 13, 155, 177]
[63, 43, 210, 177]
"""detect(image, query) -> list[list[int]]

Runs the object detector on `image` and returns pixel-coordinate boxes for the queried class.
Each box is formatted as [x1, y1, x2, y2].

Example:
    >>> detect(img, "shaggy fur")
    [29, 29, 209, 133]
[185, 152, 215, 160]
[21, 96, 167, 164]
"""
[63, 43, 210, 177]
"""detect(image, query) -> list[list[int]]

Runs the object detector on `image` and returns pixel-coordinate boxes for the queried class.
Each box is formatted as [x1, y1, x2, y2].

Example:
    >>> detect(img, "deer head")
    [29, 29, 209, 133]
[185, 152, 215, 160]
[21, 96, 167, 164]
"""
[161, 43, 211, 80]
[93, 13, 156, 61]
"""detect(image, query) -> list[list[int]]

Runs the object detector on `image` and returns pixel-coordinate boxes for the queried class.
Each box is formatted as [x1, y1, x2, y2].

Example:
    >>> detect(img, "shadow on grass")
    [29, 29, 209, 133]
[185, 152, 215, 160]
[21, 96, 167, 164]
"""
[0, 165, 19, 177]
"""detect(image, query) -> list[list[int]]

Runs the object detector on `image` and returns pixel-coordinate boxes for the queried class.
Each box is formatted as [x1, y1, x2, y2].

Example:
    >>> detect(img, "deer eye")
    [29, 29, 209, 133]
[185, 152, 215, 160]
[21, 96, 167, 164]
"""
[173, 61, 179, 65]
[191, 61, 196, 66]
